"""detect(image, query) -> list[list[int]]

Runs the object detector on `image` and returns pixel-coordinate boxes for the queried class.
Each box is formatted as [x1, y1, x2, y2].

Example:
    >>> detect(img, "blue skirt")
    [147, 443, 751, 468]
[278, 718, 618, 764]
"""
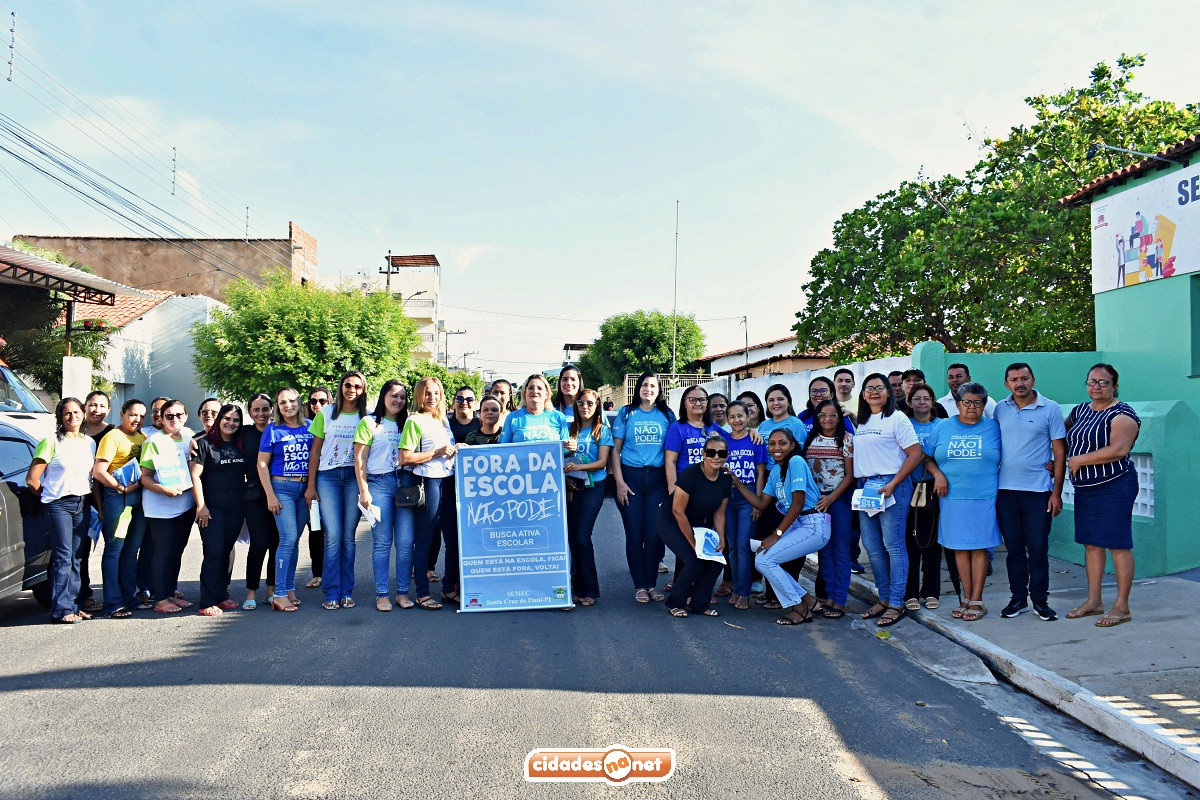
[1073, 468, 1137, 550]
[938, 497, 1002, 550]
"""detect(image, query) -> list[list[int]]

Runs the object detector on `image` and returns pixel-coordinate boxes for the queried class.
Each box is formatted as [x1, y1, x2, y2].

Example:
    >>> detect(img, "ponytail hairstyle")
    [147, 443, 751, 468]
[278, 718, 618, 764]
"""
[767, 427, 800, 484]
[569, 389, 603, 443]
[332, 371, 368, 420]
[54, 397, 84, 441]
[801, 399, 847, 457]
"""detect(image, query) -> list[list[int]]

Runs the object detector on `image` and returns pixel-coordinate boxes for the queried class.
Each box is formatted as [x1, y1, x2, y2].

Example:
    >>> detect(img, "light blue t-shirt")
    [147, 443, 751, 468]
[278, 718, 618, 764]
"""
[764, 455, 820, 515]
[612, 406, 672, 468]
[758, 415, 808, 444]
[664, 421, 724, 474]
[499, 408, 570, 444]
[572, 423, 615, 483]
[924, 416, 1002, 501]
[910, 417, 943, 481]
[993, 393, 1067, 493]
[721, 430, 767, 487]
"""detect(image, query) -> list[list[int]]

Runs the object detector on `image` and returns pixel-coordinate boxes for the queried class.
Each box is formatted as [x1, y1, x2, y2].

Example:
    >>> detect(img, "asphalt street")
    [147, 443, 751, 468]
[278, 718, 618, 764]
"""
[0, 500, 1187, 799]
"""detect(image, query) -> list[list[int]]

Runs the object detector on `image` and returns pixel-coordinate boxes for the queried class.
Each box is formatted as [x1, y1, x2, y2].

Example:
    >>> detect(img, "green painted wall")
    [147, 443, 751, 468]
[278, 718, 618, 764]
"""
[913, 341, 1200, 578]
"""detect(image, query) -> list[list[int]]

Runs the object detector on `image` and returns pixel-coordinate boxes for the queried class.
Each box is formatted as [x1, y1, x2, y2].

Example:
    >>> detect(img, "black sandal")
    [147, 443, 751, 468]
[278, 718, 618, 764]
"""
[821, 605, 846, 619]
[861, 603, 888, 620]
[776, 607, 813, 626]
[877, 607, 905, 627]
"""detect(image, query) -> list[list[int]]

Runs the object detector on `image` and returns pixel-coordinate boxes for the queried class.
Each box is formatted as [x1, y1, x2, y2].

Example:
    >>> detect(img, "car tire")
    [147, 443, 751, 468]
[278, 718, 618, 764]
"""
[30, 580, 51, 608]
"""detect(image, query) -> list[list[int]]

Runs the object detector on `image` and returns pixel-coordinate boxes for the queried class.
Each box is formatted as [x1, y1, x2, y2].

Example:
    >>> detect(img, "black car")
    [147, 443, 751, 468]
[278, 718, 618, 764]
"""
[0, 419, 53, 607]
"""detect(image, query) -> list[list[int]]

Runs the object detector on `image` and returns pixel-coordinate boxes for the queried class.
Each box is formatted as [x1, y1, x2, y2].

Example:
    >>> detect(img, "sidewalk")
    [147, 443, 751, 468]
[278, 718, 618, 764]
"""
[844, 550, 1200, 789]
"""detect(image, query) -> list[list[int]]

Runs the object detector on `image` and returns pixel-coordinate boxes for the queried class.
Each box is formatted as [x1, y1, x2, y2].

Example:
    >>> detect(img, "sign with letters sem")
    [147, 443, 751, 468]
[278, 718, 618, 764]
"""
[455, 441, 571, 612]
[1090, 163, 1200, 293]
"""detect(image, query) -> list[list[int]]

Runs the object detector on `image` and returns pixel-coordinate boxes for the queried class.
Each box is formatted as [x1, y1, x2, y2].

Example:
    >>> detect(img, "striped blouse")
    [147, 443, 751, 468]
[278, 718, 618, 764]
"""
[1065, 402, 1140, 487]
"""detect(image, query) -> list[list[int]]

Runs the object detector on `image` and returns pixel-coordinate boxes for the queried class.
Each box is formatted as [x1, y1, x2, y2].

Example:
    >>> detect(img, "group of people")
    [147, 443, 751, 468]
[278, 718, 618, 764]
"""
[25, 359, 1141, 630]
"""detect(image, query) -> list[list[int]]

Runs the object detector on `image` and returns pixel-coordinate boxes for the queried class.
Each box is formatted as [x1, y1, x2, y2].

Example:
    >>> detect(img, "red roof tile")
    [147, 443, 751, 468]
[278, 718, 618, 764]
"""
[1060, 134, 1200, 207]
[61, 289, 174, 328]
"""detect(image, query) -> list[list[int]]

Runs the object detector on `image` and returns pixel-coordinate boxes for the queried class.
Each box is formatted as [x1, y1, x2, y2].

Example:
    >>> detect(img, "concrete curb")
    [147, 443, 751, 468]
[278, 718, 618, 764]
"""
[837, 568, 1200, 789]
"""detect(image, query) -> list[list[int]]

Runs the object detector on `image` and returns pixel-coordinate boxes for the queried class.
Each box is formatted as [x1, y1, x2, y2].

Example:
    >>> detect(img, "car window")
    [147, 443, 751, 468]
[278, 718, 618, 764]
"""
[0, 436, 35, 479]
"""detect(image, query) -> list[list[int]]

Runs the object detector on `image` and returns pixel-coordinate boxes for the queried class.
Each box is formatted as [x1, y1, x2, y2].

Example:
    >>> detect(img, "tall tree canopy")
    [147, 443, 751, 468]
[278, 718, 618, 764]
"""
[794, 55, 1200, 361]
[578, 310, 704, 389]
[193, 271, 421, 400]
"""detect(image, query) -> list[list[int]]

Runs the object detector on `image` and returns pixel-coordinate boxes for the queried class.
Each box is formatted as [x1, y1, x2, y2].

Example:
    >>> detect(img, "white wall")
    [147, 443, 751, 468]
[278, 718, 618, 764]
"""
[708, 339, 797, 376]
[100, 295, 224, 417]
[669, 355, 912, 412]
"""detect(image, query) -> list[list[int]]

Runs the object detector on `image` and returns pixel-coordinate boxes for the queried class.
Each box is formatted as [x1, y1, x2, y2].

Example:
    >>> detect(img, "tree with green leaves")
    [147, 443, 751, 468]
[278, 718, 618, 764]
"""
[193, 270, 422, 401]
[1, 243, 115, 397]
[578, 310, 705, 389]
[402, 360, 483, 406]
[794, 54, 1200, 361]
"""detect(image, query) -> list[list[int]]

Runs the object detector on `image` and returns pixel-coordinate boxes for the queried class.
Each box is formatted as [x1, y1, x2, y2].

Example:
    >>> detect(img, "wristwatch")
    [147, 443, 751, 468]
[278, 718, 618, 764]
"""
[774, 529, 783, 538]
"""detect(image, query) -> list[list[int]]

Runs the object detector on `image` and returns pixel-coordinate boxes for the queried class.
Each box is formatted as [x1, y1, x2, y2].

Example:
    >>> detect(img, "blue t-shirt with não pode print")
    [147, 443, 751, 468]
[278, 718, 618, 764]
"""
[613, 406, 672, 468]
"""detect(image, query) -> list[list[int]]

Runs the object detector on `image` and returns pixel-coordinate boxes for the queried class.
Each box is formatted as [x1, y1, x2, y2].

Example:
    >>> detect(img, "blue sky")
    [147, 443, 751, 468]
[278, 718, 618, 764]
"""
[1, 1, 1197, 380]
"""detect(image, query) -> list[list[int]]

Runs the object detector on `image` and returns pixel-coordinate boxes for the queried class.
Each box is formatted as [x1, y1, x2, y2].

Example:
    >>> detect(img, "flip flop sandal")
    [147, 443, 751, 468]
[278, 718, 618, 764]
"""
[153, 603, 182, 614]
[218, 599, 240, 610]
[821, 605, 846, 618]
[415, 596, 443, 610]
[735, 597, 750, 611]
[668, 607, 688, 618]
[109, 607, 133, 619]
[1095, 613, 1131, 627]
[171, 598, 194, 609]
[1066, 605, 1104, 619]
[305, 577, 322, 588]
[714, 582, 733, 597]
[322, 601, 340, 611]
[198, 606, 223, 617]
[761, 600, 782, 610]
[340, 597, 355, 609]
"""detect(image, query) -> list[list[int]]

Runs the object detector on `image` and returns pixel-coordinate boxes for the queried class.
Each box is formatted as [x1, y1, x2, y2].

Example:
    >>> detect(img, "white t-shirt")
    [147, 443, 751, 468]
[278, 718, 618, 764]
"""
[852, 411, 919, 478]
[310, 406, 361, 471]
[32, 435, 96, 502]
[938, 393, 997, 419]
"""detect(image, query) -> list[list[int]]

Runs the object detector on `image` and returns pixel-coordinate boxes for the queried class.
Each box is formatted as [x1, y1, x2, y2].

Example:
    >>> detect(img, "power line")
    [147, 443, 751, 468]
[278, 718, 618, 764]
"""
[441, 302, 602, 323]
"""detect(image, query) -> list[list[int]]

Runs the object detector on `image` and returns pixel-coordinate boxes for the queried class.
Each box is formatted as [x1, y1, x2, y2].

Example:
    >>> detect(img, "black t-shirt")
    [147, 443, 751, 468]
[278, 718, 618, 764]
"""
[240, 424, 266, 490]
[193, 438, 248, 509]
[674, 463, 732, 527]
[89, 424, 114, 446]
[464, 429, 500, 446]
[450, 415, 481, 443]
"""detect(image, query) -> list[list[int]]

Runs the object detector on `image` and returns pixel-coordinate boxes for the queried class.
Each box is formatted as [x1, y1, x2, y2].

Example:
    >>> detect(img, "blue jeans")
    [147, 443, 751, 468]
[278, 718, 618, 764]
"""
[271, 479, 309, 597]
[755, 513, 829, 608]
[724, 491, 756, 597]
[617, 465, 667, 591]
[567, 480, 606, 599]
[317, 465, 361, 603]
[858, 474, 914, 608]
[368, 472, 415, 597]
[817, 491, 854, 606]
[412, 473, 453, 598]
[996, 489, 1052, 603]
[45, 495, 88, 619]
[100, 486, 147, 613]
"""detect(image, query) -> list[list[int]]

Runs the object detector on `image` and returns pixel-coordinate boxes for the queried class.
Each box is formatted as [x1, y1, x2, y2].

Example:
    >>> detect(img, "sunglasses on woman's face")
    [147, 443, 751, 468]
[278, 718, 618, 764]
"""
[704, 448, 728, 459]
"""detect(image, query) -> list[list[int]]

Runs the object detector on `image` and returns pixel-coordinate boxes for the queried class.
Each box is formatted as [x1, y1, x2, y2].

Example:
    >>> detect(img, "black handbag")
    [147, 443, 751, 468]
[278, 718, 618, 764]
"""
[394, 478, 425, 509]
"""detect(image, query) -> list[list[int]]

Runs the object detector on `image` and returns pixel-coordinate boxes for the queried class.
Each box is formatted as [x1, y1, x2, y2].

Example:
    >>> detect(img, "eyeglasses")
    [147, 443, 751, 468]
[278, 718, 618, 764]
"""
[958, 399, 986, 408]
[703, 448, 728, 458]
[1086, 379, 1112, 388]
[343, 383, 364, 391]
[162, 412, 186, 420]
[309, 397, 329, 406]
[454, 396, 475, 404]
[809, 388, 830, 396]
[817, 413, 839, 420]
[686, 397, 707, 405]
[863, 385, 889, 394]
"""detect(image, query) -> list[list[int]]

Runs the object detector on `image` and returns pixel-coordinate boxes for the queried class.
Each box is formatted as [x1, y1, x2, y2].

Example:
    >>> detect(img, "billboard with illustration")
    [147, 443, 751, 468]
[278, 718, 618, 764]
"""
[1090, 163, 1200, 294]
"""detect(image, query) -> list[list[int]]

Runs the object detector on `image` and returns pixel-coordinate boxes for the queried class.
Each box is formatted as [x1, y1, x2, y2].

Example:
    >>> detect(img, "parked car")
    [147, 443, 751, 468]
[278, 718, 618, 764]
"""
[0, 359, 55, 606]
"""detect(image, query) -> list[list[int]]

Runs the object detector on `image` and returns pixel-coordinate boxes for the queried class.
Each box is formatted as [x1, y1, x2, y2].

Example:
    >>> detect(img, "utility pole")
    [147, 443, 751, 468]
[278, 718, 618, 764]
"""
[671, 200, 679, 374]
[442, 329, 466, 366]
